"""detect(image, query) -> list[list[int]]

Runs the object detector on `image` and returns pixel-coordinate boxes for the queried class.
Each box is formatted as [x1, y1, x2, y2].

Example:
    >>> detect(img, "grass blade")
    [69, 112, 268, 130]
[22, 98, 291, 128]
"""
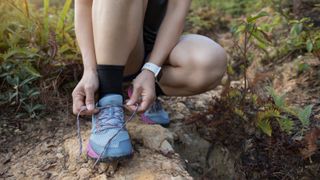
[56, 0, 72, 35]
[42, 0, 50, 46]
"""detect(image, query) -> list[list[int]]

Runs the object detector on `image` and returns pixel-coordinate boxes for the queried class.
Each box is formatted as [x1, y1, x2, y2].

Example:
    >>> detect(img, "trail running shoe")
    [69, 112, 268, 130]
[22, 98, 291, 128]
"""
[128, 87, 170, 127]
[87, 94, 133, 161]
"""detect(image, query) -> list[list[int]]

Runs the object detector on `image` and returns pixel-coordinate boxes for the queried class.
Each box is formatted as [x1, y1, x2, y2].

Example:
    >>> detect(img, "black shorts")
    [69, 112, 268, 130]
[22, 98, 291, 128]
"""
[123, 0, 168, 82]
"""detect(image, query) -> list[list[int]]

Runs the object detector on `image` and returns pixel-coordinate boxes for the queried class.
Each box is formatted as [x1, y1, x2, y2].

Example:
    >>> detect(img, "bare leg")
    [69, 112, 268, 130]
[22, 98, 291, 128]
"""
[159, 34, 227, 96]
[92, 0, 147, 66]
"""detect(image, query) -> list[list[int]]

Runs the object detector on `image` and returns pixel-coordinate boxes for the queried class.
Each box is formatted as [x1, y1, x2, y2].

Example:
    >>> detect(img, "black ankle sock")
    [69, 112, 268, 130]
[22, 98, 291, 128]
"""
[97, 65, 124, 98]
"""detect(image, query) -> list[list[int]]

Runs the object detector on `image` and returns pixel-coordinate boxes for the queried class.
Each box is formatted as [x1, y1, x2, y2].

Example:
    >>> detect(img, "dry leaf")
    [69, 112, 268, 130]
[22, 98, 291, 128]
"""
[300, 127, 320, 159]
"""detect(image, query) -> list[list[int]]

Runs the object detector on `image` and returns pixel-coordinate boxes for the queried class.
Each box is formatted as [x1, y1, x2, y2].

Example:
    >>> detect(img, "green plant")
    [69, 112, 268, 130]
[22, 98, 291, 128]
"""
[258, 86, 314, 136]
[0, 0, 78, 118]
[230, 11, 272, 94]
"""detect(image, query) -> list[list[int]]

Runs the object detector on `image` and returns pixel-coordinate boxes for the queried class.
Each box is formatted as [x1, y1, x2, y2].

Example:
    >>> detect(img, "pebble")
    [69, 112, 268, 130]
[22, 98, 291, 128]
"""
[77, 168, 91, 179]
[160, 140, 174, 155]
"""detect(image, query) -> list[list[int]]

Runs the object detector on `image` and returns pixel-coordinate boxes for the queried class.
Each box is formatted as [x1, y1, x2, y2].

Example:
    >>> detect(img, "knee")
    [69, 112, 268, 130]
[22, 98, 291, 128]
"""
[190, 41, 227, 81]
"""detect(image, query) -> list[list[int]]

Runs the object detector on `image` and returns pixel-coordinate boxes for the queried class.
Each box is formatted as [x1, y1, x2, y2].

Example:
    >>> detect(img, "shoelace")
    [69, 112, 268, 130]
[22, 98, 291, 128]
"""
[95, 105, 124, 133]
[77, 104, 139, 167]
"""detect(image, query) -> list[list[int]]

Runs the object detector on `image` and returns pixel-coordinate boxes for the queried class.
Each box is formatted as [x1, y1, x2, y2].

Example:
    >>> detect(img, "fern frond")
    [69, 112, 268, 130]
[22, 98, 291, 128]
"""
[256, 109, 280, 136]
[277, 117, 294, 134]
[298, 105, 313, 128]
[234, 107, 248, 120]
[257, 108, 280, 120]
[266, 86, 286, 108]
[257, 118, 272, 136]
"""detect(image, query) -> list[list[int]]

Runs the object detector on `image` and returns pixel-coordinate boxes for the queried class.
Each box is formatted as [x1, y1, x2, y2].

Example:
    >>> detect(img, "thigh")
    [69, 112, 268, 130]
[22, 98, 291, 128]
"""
[165, 34, 226, 68]
[159, 34, 227, 96]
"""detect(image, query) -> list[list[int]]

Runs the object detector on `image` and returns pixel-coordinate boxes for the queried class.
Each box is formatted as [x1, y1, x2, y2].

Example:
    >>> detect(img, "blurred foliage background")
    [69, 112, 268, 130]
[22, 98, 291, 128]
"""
[0, 0, 319, 126]
[1, 0, 319, 127]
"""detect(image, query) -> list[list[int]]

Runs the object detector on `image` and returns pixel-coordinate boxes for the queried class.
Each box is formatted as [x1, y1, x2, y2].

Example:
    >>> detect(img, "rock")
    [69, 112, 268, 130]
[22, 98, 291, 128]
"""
[61, 176, 78, 180]
[77, 168, 91, 179]
[127, 121, 174, 150]
[206, 144, 239, 180]
[56, 153, 64, 159]
[194, 100, 206, 110]
[170, 112, 185, 121]
[90, 174, 107, 180]
[168, 102, 190, 121]
[160, 140, 174, 155]
[161, 161, 173, 170]
[170, 124, 212, 177]
[171, 175, 191, 180]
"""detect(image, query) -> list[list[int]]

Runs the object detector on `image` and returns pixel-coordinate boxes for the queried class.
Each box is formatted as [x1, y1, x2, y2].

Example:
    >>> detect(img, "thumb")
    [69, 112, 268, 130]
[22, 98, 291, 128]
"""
[127, 86, 141, 106]
[84, 86, 95, 110]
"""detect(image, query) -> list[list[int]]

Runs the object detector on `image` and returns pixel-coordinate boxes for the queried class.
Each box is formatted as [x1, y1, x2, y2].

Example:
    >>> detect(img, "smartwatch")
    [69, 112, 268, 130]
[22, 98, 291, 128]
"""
[142, 62, 162, 78]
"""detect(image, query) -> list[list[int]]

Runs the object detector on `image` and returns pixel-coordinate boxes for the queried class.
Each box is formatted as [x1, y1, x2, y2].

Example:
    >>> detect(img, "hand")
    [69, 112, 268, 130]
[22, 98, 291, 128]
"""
[126, 70, 156, 113]
[72, 70, 99, 115]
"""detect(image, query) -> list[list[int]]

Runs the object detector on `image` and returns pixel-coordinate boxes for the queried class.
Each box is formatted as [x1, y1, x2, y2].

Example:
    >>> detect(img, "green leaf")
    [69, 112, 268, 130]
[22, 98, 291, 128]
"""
[277, 117, 294, 134]
[2, 47, 39, 60]
[298, 105, 313, 127]
[23, 63, 41, 77]
[306, 39, 313, 52]
[316, 39, 320, 49]
[56, 0, 72, 34]
[29, 90, 40, 97]
[266, 86, 286, 108]
[19, 76, 38, 87]
[298, 63, 310, 74]
[30, 104, 45, 112]
[257, 118, 272, 136]
[42, 0, 50, 46]
[227, 64, 235, 75]
[247, 11, 269, 23]
[6, 76, 19, 86]
[235, 24, 246, 34]
[251, 30, 270, 46]
[290, 23, 303, 36]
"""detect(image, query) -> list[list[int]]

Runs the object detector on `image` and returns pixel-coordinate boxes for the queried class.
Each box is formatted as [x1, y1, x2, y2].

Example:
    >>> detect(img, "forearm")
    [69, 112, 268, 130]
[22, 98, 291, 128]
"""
[75, 0, 96, 73]
[148, 0, 191, 66]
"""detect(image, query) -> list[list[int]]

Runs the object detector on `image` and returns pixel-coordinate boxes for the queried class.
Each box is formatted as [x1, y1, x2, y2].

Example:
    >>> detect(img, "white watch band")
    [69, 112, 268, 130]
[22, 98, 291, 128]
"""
[142, 62, 161, 77]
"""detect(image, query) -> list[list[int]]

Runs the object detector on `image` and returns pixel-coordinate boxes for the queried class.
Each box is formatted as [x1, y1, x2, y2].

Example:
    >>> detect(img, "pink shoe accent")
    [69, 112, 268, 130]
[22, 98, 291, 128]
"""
[128, 87, 155, 125]
[141, 114, 156, 124]
[87, 143, 99, 158]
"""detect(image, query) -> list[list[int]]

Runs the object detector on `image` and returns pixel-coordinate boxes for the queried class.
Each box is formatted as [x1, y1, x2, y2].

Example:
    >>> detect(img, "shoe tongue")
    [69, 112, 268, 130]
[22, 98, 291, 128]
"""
[98, 94, 123, 107]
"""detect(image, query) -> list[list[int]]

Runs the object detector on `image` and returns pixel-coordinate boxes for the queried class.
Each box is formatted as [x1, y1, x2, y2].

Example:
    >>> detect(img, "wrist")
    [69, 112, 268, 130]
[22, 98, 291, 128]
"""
[83, 67, 97, 75]
[142, 69, 156, 76]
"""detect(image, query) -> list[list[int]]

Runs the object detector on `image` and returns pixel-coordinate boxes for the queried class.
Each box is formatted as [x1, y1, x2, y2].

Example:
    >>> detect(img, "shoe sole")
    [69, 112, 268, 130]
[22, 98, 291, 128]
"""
[87, 143, 133, 163]
[87, 153, 133, 163]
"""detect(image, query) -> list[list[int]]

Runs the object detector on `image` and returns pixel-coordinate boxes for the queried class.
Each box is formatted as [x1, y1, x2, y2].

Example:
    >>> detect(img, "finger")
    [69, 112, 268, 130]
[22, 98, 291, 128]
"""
[126, 85, 141, 106]
[80, 109, 99, 116]
[124, 104, 138, 112]
[84, 85, 96, 111]
[73, 98, 98, 116]
[72, 92, 85, 115]
[138, 95, 154, 113]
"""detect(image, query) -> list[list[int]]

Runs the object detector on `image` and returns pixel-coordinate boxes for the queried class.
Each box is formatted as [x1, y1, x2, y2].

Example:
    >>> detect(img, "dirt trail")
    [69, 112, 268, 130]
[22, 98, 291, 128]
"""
[1, 118, 192, 179]
[0, 85, 225, 180]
